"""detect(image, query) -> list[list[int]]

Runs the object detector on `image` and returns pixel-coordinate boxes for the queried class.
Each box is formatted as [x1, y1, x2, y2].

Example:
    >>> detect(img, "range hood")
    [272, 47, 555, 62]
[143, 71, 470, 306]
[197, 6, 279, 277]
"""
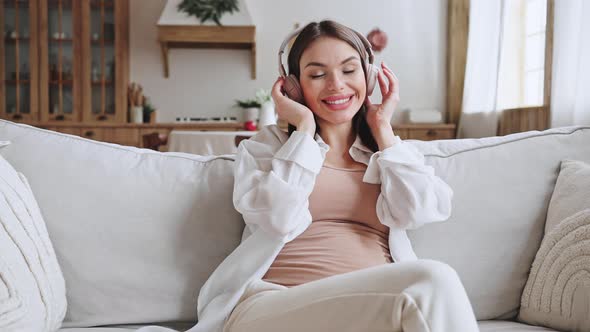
[157, 0, 256, 79]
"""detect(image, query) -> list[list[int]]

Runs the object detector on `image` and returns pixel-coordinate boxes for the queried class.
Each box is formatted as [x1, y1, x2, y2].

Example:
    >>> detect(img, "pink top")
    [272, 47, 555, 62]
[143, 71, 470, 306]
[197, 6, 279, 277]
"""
[262, 165, 392, 287]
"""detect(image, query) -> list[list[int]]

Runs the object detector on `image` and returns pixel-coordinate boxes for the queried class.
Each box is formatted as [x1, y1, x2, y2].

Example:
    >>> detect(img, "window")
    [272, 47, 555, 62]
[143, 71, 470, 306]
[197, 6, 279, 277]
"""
[497, 0, 547, 109]
[523, 0, 547, 106]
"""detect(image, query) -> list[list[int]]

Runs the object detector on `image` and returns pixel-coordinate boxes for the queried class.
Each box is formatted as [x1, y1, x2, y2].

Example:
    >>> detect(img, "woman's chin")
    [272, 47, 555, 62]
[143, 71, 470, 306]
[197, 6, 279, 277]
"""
[318, 111, 357, 125]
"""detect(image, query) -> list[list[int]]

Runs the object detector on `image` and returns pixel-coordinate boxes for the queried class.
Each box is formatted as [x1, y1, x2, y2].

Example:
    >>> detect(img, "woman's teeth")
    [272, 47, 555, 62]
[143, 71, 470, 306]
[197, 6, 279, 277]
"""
[324, 96, 351, 105]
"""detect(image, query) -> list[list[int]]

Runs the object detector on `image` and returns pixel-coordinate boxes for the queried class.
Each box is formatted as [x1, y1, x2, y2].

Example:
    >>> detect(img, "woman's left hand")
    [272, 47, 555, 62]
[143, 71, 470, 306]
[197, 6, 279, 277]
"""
[365, 62, 400, 133]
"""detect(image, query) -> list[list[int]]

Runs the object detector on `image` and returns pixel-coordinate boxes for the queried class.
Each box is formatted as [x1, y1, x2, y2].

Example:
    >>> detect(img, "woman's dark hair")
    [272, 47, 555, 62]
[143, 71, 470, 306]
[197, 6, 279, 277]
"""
[286, 20, 379, 152]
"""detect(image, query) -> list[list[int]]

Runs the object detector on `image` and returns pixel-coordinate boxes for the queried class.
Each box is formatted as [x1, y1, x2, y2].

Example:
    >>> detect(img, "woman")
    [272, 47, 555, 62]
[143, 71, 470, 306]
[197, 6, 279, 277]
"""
[139, 20, 478, 332]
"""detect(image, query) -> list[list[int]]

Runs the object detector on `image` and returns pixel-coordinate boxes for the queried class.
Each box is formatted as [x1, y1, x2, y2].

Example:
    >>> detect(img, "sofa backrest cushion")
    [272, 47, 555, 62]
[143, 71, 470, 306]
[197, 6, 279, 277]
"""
[0, 120, 244, 327]
[407, 126, 590, 320]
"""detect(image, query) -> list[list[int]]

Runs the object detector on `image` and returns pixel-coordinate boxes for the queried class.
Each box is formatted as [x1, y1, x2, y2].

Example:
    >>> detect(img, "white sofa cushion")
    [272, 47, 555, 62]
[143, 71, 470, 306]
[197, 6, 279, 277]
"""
[406, 126, 590, 320]
[0, 148, 67, 331]
[518, 209, 590, 331]
[0, 120, 244, 327]
[544, 160, 590, 234]
[479, 320, 558, 331]
[518, 159, 590, 331]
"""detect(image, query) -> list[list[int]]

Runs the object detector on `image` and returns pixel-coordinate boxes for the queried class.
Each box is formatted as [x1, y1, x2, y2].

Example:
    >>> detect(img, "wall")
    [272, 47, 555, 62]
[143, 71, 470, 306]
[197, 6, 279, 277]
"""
[130, 0, 447, 124]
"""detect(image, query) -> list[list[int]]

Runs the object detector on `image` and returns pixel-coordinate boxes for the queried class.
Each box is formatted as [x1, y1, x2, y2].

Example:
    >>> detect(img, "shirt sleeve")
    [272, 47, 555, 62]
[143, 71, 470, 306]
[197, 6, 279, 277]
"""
[364, 136, 453, 230]
[233, 127, 326, 242]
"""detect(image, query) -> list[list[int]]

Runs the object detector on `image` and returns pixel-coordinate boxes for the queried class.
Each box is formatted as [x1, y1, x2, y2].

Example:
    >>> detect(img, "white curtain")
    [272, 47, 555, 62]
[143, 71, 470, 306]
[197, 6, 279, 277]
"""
[457, 0, 505, 138]
[550, 0, 590, 127]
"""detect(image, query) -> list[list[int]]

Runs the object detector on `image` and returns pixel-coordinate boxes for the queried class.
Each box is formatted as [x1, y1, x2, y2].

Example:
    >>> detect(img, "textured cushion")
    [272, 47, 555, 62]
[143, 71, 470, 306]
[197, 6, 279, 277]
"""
[544, 160, 590, 234]
[518, 160, 590, 331]
[406, 126, 590, 320]
[518, 209, 590, 330]
[0, 151, 67, 331]
[0, 120, 243, 327]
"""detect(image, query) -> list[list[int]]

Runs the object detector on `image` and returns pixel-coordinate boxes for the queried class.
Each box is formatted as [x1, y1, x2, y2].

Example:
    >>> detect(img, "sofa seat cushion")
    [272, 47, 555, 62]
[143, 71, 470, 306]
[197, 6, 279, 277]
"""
[58, 322, 195, 332]
[479, 320, 559, 331]
[59, 329, 135, 332]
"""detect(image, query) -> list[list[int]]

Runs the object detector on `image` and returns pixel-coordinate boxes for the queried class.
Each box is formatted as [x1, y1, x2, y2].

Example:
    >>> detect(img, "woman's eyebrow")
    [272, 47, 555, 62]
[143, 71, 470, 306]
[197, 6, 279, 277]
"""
[304, 56, 360, 68]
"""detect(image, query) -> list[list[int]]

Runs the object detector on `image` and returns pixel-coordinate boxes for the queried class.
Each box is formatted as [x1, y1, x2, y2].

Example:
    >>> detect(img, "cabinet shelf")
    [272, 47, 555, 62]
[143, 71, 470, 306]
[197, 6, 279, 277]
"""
[157, 25, 256, 79]
[91, 39, 114, 45]
[49, 80, 73, 85]
[5, 79, 31, 84]
[91, 80, 113, 85]
[49, 38, 73, 42]
[4, 37, 31, 43]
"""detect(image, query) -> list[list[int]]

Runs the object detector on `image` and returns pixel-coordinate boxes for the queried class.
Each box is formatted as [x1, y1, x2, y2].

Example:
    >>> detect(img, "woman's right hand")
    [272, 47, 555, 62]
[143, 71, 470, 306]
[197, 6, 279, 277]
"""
[271, 77, 316, 135]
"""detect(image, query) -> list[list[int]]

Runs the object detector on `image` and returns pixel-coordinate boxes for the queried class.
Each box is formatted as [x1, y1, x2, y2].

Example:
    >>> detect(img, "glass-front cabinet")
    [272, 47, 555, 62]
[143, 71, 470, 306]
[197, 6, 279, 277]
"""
[82, 0, 128, 123]
[39, 0, 78, 121]
[0, 0, 128, 124]
[1, 0, 39, 122]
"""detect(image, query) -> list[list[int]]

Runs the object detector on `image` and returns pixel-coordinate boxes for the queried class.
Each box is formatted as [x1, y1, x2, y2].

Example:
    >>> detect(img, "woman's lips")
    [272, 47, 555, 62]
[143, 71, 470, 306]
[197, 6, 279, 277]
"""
[322, 95, 354, 111]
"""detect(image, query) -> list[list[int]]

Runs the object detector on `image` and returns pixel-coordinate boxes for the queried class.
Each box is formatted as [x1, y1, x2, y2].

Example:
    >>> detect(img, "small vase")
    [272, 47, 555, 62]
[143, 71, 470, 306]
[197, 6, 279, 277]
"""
[130, 106, 143, 124]
[243, 107, 259, 123]
[258, 101, 277, 127]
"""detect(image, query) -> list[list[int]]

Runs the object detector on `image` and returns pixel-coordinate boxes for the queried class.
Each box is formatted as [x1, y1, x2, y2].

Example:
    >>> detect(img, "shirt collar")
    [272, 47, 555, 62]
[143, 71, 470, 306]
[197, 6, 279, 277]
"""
[313, 132, 374, 165]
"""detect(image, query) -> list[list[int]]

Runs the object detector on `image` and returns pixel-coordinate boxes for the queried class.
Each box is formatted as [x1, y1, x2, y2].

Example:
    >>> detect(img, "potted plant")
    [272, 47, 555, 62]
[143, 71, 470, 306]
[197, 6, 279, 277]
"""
[143, 97, 157, 123]
[235, 98, 261, 131]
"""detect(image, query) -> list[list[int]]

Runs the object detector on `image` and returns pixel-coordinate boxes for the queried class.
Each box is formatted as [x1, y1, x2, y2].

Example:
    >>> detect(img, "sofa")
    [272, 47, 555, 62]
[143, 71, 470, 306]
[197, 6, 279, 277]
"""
[1, 118, 589, 332]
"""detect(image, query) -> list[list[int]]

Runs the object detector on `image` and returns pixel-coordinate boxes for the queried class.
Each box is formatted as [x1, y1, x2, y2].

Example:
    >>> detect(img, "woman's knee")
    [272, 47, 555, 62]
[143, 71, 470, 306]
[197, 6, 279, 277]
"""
[408, 259, 463, 290]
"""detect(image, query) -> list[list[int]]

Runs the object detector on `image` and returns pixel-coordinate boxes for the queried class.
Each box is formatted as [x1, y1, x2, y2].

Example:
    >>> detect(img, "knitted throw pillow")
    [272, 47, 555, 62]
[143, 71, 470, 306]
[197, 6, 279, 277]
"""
[0, 150, 67, 331]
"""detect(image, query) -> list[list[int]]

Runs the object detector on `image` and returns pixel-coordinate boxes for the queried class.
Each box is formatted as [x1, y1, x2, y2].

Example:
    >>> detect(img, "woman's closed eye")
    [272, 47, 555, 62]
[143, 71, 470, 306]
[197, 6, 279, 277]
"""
[310, 69, 357, 79]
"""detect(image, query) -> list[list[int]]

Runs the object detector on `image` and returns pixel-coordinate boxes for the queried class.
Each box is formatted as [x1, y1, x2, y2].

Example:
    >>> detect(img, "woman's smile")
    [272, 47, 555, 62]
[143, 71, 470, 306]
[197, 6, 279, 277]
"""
[321, 94, 355, 111]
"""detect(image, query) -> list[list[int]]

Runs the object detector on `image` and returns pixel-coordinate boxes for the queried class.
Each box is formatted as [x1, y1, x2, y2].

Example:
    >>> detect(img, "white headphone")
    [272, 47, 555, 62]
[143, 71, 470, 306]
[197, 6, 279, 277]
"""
[278, 25, 379, 103]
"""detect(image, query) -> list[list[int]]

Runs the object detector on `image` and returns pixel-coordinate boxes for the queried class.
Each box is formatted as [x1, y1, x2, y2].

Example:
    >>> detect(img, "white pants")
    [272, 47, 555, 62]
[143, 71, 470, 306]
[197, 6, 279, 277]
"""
[223, 259, 479, 332]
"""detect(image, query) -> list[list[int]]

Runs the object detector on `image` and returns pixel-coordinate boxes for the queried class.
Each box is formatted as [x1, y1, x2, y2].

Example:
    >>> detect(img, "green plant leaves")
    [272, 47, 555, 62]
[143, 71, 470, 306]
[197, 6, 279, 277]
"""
[177, 0, 239, 26]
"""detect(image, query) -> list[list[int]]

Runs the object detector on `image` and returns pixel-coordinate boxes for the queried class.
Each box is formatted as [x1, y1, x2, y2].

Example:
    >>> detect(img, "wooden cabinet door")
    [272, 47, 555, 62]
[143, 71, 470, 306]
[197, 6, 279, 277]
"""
[392, 128, 409, 140]
[55, 126, 81, 136]
[79, 126, 104, 141]
[102, 127, 139, 146]
[1, 0, 40, 122]
[81, 0, 129, 124]
[407, 128, 455, 141]
[38, 0, 84, 123]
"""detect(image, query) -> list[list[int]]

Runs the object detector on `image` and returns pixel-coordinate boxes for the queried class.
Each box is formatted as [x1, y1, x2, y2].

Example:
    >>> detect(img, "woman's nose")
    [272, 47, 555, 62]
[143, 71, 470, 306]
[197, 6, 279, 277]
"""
[326, 73, 345, 91]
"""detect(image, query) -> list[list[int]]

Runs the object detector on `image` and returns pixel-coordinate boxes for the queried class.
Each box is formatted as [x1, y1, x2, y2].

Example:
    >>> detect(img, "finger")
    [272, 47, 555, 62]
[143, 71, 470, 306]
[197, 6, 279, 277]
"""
[381, 63, 399, 95]
[271, 77, 285, 100]
[364, 95, 372, 107]
[377, 70, 389, 96]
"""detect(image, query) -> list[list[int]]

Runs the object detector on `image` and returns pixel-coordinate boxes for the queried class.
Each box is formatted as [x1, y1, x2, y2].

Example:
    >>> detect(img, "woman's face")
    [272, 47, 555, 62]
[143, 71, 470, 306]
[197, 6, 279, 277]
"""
[299, 36, 366, 125]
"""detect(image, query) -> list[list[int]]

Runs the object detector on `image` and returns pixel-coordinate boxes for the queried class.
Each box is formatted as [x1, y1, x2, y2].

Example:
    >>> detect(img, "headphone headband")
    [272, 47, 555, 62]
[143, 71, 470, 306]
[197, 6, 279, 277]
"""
[278, 24, 375, 78]
[278, 26, 305, 77]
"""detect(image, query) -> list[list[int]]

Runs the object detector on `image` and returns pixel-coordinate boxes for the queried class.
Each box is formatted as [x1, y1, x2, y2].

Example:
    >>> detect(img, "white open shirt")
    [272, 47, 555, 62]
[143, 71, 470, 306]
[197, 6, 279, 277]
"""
[137, 124, 453, 332]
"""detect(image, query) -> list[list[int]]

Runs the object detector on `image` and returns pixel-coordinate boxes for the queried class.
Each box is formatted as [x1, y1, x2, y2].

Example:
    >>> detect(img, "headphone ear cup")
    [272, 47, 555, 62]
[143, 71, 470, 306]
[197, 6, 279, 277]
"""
[283, 75, 304, 103]
[365, 64, 379, 97]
